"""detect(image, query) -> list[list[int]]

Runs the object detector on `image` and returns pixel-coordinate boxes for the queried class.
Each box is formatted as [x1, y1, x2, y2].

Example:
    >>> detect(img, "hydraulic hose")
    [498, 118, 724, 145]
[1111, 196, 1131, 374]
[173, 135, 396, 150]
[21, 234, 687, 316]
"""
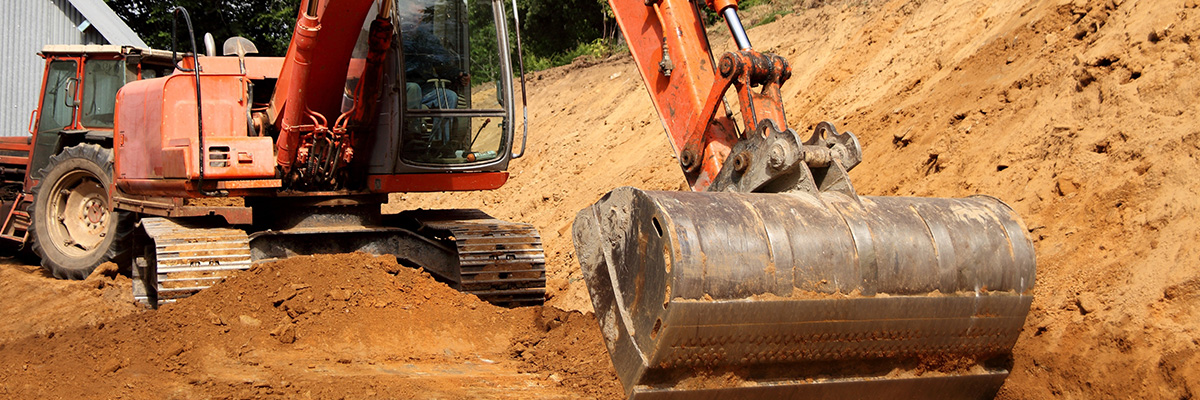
[171, 7, 220, 196]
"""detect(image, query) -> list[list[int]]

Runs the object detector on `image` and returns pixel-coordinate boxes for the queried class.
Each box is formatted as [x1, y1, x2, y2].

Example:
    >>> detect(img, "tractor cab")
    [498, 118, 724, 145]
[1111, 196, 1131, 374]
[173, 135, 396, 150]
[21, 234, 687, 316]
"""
[25, 45, 176, 188]
[0, 45, 176, 264]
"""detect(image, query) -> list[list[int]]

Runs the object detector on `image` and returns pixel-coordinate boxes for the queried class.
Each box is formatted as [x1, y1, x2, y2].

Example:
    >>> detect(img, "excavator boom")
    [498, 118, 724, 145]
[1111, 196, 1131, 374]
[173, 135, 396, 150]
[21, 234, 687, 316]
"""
[574, 0, 1037, 397]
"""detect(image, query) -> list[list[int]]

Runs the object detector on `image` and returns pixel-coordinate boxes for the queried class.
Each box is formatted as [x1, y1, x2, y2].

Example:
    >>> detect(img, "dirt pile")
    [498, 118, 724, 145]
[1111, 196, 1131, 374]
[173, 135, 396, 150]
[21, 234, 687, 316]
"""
[510, 307, 623, 398]
[0, 253, 619, 399]
[0, 261, 139, 343]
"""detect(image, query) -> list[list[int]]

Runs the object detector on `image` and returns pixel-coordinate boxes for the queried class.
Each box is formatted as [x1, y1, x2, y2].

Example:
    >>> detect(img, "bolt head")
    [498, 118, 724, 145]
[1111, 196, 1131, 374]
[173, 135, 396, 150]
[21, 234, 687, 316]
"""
[733, 153, 751, 173]
[768, 145, 787, 169]
[719, 57, 735, 77]
[679, 150, 696, 170]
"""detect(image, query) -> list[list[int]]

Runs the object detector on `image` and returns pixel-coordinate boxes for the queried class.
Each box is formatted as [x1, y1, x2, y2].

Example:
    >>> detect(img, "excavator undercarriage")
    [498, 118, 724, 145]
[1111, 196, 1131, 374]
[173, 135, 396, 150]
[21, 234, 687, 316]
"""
[131, 199, 546, 308]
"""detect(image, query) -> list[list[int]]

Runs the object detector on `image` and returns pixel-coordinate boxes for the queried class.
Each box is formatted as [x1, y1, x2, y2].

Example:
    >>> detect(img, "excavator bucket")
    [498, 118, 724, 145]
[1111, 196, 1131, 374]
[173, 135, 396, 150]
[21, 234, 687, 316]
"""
[574, 187, 1035, 399]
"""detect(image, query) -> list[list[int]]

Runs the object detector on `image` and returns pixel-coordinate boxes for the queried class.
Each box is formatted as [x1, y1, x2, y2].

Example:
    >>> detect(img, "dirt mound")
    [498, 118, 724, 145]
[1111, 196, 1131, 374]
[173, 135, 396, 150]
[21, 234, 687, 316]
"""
[0, 260, 139, 343]
[0, 253, 619, 399]
[510, 307, 623, 398]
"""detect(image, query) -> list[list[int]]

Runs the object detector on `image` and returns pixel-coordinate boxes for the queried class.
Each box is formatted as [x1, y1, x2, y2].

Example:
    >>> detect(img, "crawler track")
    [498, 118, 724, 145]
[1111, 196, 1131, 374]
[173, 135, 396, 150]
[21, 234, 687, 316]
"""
[132, 217, 253, 307]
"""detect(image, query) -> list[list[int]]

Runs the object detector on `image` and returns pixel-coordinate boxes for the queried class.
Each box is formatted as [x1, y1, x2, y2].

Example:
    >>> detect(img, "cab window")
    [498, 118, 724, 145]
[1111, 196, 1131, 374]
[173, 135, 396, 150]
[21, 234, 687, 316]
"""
[80, 59, 125, 128]
[38, 60, 78, 134]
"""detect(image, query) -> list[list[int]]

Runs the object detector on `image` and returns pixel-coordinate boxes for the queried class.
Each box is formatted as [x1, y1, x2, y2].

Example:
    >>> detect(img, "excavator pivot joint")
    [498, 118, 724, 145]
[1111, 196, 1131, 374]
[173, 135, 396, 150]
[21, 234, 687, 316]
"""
[708, 120, 812, 193]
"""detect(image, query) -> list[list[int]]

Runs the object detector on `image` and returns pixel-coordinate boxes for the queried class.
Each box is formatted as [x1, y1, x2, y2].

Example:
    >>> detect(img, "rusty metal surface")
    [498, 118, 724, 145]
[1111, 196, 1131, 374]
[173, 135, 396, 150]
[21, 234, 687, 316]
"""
[403, 209, 546, 307]
[114, 194, 254, 224]
[708, 121, 862, 196]
[628, 372, 1010, 400]
[573, 187, 1036, 398]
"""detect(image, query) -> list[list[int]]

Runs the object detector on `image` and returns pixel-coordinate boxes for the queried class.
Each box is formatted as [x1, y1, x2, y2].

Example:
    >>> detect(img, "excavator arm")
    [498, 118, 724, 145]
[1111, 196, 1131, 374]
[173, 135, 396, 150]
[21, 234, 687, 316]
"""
[609, 0, 805, 191]
[268, 0, 394, 187]
[573, 0, 1038, 398]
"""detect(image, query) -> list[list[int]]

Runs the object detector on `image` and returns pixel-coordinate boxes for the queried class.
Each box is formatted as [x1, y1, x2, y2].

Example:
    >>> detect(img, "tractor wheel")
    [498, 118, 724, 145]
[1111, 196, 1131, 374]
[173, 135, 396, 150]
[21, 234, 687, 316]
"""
[29, 144, 133, 279]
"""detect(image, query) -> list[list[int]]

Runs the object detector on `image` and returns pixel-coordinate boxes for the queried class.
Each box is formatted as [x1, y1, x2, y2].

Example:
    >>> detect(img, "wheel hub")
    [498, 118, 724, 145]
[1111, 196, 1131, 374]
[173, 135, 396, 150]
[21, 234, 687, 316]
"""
[84, 198, 105, 225]
[48, 171, 109, 255]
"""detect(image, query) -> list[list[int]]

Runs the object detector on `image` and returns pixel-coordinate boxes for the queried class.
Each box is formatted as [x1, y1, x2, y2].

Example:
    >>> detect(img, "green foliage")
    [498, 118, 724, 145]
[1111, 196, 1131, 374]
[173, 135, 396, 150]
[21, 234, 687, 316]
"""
[524, 38, 622, 71]
[103, 0, 300, 57]
[468, 0, 504, 85]
[750, 8, 791, 27]
[101, 0, 620, 74]
[515, 0, 607, 58]
[469, 0, 620, 80]
[701, 0, 779, 26]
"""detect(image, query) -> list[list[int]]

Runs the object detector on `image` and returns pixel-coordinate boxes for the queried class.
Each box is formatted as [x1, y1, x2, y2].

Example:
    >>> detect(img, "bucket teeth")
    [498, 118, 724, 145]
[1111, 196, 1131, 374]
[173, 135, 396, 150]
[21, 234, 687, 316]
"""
[574, 187, 1036, 399]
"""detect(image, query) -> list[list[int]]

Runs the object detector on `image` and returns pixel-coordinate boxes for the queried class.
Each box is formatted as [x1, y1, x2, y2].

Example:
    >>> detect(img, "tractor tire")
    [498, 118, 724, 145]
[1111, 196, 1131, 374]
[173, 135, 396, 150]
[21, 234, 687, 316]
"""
[29, 144, 133, 279]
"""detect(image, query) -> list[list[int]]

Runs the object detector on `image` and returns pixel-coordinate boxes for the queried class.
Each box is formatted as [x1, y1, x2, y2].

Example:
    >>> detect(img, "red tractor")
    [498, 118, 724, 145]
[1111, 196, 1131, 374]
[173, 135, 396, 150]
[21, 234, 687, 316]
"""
[0, 45, 176, 277]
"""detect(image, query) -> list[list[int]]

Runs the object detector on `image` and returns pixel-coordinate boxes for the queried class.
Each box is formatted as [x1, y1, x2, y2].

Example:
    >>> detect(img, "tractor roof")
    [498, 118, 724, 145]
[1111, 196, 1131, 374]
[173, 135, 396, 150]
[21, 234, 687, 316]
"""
[39, 45, 177, 63]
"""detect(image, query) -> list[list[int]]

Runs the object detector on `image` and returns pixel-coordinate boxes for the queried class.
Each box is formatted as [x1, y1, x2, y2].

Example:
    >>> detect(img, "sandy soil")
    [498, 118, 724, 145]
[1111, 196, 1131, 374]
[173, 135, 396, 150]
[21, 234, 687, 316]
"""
[2, 0, 1199, 398]
[0, 254, 621, 399]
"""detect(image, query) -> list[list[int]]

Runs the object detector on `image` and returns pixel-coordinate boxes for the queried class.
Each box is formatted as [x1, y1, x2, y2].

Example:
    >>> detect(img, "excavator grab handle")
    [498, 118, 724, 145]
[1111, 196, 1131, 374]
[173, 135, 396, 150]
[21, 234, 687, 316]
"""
[510, 0, 531, 159]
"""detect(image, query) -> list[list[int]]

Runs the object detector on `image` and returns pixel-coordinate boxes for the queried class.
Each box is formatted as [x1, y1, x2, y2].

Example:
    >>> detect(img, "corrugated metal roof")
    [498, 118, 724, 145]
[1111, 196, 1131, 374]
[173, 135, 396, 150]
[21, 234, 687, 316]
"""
[67, 0, 148, 47]
[0, 0, 145, 138]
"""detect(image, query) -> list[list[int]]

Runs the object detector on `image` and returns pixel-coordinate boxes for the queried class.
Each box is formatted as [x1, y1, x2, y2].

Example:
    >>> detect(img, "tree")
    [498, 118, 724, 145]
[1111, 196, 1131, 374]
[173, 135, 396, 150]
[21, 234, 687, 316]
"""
[103, 0, 614, 71]
[103, 0, 300, 57]
[516, 0, 606, 58]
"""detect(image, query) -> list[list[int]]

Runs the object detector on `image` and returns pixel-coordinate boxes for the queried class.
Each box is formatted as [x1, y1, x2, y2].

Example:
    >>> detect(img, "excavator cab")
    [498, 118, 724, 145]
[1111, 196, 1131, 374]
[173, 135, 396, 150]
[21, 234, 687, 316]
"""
[395, 0, 485, 163]
[368, 0, 523, 174]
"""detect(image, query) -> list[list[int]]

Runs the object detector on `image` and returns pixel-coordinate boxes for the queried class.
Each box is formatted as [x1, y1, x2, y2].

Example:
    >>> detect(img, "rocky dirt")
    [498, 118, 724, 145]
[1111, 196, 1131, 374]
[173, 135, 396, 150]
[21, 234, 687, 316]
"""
[3, 0, 1200, 398]
[0, 254, 621, 399]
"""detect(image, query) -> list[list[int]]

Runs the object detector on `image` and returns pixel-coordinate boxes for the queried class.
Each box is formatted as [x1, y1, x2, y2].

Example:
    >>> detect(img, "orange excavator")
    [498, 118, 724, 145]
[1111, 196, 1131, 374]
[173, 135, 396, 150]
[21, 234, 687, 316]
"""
[0, 0, 1035, 398]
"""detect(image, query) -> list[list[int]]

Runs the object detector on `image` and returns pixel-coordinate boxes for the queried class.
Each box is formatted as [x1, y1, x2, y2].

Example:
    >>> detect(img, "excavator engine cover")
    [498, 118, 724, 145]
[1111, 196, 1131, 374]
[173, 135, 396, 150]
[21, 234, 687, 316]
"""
[574, 187, 1035, 399]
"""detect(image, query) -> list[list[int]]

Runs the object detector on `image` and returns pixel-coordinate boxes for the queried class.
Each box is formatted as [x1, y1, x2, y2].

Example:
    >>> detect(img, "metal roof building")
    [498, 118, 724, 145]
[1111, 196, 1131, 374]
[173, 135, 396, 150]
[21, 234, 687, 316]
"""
[0, 0, 146, 137]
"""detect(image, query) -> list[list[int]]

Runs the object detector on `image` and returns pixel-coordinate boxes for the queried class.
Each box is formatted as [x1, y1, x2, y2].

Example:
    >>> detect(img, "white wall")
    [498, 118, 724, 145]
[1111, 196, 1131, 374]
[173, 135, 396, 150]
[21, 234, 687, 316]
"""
[0, 0, 107, 137]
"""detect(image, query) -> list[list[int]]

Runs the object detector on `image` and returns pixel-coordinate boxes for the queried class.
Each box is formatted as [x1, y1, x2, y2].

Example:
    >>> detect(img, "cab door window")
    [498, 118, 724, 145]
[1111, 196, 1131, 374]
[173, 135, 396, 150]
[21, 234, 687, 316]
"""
[80, 59, 125, 128]
[30, 59, 79, 180]
[37, 60, 78, 134]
